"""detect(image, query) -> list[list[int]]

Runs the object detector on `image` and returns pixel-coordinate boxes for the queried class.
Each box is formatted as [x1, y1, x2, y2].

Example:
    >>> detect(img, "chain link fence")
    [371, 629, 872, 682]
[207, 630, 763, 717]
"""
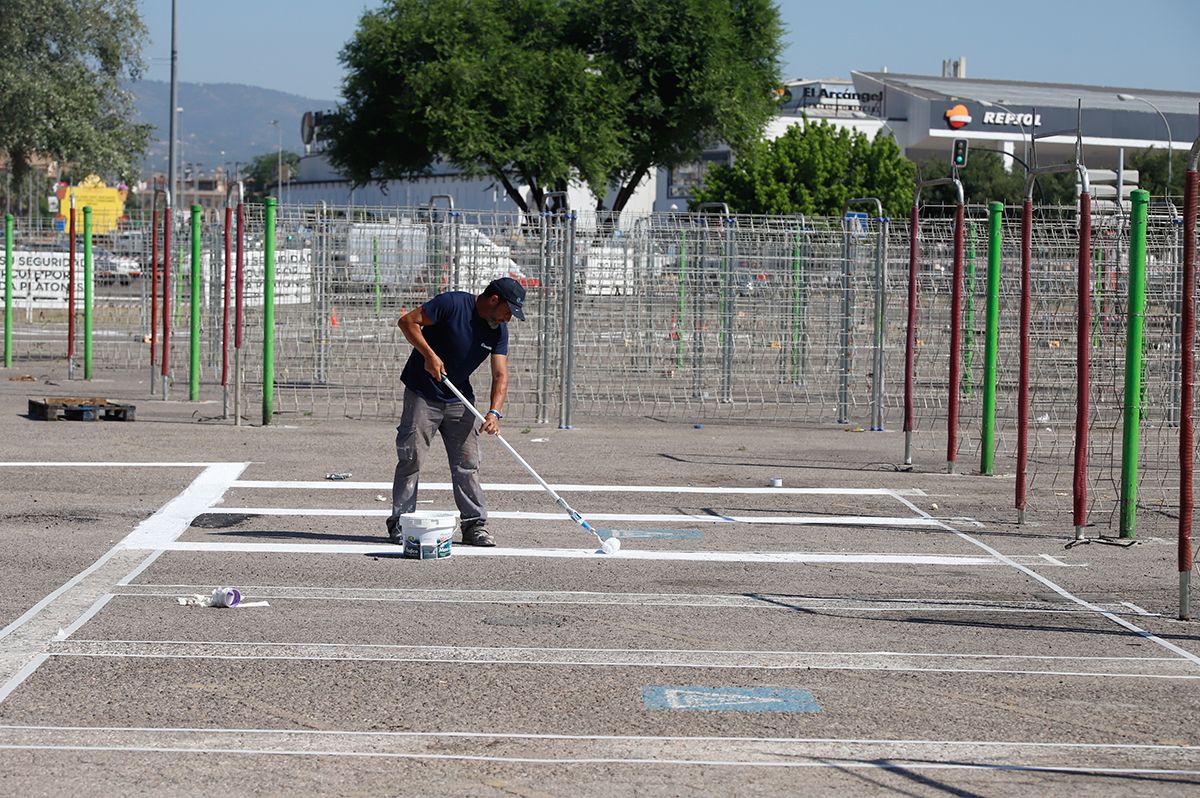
[2, 200, 1193, 529]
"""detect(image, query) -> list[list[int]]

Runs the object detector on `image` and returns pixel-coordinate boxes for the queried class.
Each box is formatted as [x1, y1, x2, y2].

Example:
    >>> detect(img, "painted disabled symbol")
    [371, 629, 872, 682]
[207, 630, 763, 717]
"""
[642, 686, 821, 713]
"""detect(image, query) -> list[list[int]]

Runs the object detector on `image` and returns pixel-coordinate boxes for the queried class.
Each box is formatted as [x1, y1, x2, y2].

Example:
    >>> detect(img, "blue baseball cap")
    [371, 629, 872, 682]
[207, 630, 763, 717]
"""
[486, 277, 526, 321]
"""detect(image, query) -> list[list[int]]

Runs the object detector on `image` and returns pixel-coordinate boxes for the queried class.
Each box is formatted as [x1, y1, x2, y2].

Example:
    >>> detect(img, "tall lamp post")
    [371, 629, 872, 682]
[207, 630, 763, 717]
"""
[975, 98, 1030, 174]
[270, 119, 282, 202]
[1118, 93, 1174, 193]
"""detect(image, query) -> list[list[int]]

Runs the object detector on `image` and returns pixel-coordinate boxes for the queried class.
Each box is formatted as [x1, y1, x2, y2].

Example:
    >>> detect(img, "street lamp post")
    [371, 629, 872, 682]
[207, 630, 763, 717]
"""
[1118, 93, 1174, 193]
[976, 98, 1030, 173]
[270, 120, 282, 203]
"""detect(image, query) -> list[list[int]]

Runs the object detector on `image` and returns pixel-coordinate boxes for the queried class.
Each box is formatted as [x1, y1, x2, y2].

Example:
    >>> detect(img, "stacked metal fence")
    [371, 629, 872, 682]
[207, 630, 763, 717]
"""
[1, 200, 1193, 527]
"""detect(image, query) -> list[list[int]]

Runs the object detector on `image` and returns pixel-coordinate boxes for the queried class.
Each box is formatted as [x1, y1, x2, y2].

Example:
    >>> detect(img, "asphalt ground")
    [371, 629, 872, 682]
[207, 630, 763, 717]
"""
[0, 366, 1197, 797]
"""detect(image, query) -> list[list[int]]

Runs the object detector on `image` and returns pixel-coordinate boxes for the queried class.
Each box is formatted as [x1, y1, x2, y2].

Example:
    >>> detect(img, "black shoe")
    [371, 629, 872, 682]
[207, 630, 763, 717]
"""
[385, 518, 402, 544]
[460, 521, 496, 547]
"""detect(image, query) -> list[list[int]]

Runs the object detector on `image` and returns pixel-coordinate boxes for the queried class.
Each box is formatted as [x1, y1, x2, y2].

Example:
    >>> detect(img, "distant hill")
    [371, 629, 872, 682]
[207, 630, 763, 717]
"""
[131, 80, 337, 176]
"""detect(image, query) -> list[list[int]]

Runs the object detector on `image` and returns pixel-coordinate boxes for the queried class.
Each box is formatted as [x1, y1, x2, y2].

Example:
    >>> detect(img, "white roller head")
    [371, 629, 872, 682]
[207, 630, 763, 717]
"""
[598, 538, 621, 555]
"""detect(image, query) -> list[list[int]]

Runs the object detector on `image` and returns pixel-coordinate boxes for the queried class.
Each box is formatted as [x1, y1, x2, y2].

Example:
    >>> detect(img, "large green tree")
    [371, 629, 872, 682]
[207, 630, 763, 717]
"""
[916, 149, 1079, 208]
[692, 120, 916, 218]
[329, 0, 782, 214]
[1127, 147, 1186, 199]
[0, 0, 150, 210]
[244, 151, 302, 202]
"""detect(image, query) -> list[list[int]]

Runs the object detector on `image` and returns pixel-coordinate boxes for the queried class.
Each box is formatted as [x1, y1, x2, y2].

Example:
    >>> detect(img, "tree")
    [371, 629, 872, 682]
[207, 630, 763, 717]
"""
[329, 0, 783, 214]
[0, 0, 150, 213]
[916, 150, 1079, 208]
[692, 120, 916, 218]
[1127, 147, 1186, 199]
[243, 151, 301, 202]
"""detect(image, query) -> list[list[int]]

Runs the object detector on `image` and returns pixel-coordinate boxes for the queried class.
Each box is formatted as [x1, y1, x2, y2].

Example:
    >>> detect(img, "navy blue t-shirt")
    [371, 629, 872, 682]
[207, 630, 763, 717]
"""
[400, 291, 508, 404]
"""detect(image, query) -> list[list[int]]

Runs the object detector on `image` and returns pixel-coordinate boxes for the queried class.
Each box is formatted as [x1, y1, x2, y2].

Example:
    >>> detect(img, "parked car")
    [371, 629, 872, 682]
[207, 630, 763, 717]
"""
[94, 249, 141, 285]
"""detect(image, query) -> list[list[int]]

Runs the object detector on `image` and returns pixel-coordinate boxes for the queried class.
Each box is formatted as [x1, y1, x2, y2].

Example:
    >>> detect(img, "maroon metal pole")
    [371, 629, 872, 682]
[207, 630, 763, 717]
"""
[1073, 191, 1093, 539]
[221, 206, 232, 387]
[1017, 199, 1033, 524]
[161, 207, 172, 392]
[67, 204, 76, 366]
[150, 208, 159, 370]
[903, 204, 919, 465]
[1181, 167, 1197, 619]
[947, 201, 966, 473]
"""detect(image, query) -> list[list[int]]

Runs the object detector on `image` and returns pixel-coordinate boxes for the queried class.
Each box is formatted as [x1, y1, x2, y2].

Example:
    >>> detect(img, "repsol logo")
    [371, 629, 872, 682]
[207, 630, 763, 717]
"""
[982, 111, 1042, 127]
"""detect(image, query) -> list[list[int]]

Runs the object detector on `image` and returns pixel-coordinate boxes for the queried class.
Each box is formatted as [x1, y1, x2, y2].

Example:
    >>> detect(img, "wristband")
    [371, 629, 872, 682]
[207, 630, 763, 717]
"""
[486, 409, 503, 420]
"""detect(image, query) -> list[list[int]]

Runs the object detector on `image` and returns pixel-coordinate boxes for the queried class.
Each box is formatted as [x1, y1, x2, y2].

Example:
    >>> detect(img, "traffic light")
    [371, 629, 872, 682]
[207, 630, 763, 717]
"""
[952, 139, 969, 168]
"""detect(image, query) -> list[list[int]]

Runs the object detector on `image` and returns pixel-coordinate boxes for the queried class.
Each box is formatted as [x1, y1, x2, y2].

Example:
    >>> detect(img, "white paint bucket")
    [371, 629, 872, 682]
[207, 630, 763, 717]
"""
[400, 511, 458, 560]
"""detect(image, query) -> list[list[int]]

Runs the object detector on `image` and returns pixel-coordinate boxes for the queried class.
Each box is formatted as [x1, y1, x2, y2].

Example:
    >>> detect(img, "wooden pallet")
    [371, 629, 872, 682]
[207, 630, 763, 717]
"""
[28, 397, 136, 422]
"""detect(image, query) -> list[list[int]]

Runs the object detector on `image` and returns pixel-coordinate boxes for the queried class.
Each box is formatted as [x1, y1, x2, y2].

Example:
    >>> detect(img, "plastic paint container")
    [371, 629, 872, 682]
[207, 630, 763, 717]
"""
[400, 511, 458, 560]
[769, 477, 783, 488]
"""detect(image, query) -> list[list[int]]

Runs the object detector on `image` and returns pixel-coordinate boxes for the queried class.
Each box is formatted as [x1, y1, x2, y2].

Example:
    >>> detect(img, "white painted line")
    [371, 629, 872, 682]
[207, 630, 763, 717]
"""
[122, 463, 249, 549]
[0, 463, 249, 707]
[0, 462, 236, 468]
[887, 490, 1200, 670]
[232, 480, 928, 497]
[1039, 553, 1071, 567]
[111, 585, 1138, 614]
[0, 655, 48, 705]
[200, 507, 942, 527]
[1121, 601, 1153, 616]
[0, 726, 1197, 773]
[49, 640, 1200, 679]
[55, 595, 113, 641]
[128, 540, 1003, 565]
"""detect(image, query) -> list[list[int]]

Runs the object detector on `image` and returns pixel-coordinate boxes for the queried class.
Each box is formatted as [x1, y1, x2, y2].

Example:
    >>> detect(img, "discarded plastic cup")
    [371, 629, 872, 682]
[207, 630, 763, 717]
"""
[211, 587, 242, 608]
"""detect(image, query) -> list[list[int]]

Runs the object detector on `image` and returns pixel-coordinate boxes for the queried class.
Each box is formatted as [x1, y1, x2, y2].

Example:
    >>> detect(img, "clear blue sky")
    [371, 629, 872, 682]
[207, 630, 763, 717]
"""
[138, 0, 1198, 101]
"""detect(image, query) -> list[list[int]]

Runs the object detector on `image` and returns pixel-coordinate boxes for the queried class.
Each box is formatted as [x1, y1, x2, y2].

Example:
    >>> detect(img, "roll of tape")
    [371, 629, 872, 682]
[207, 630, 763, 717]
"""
[211, 587, 241, 608]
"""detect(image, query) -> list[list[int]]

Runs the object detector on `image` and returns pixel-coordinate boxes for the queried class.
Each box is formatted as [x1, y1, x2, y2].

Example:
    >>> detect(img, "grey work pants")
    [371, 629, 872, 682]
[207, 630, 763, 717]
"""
[388, 388, 486, 534]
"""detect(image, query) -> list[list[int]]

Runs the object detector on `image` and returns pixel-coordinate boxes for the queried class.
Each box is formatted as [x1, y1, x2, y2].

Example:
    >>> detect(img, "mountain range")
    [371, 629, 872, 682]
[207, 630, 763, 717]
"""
[131, 80, 337, 176]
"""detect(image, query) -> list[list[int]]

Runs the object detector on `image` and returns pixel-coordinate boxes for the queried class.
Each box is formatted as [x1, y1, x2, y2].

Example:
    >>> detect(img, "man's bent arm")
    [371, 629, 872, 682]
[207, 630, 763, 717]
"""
[398, 307, 443, 379]
[489, 354, 509, 415]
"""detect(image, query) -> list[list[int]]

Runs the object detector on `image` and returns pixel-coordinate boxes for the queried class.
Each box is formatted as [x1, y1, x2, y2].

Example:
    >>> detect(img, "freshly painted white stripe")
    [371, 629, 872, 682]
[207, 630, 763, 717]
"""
[887, 490, 1200, 670]
[122, 463, 249, 549]
[231, 480, 927, 497]
[115, 550, 165, 587]
[50, 639, 1198, 679]
[0, 462, 233, 468]
[4, 724, 1199, 752]
[0, 654, 48, 704]
[0, 464, 249, 707]
[200, 507, 942, 527]
[1038, 554, 1069, 567]
[1121, 601, 1152, 617]
[55, 595, 113, 641]
[127, 539, 1000, 565]
[110, 585, 1134, 614]
[1, 741, 1196, 774]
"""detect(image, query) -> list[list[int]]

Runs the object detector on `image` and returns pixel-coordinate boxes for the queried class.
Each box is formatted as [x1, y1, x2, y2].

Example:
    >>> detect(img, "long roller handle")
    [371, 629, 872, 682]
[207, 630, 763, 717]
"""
[439, 376, 601, 540]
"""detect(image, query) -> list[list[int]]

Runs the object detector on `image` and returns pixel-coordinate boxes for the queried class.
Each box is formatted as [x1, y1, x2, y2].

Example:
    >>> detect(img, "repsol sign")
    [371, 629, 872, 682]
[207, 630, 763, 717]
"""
[982, 111, 1042, 128]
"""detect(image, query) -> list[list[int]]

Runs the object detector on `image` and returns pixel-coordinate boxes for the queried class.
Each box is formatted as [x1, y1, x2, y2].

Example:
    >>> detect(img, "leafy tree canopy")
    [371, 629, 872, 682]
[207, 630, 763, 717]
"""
[692, 120, 916, 218]
[915, 149, 1079, 208]
[1127, 147, 1186, 200]
[0, 0, 150, 200]
[243, 151, 302, 202]
[329, 0, 782, 214]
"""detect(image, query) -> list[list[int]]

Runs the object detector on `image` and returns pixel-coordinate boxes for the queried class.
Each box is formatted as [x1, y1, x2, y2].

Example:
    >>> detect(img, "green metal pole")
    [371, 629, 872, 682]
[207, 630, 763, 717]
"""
[262, 197, 277, 425]
[981, 203, 1003, 475]
[3, 214, 12, 367]
[189, 204, 202, 401]
[1119, 189, 1150, 538]
[372, 237, 381, 317]
[963, 220, 976, 397]
[83, 207, 93, 380]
